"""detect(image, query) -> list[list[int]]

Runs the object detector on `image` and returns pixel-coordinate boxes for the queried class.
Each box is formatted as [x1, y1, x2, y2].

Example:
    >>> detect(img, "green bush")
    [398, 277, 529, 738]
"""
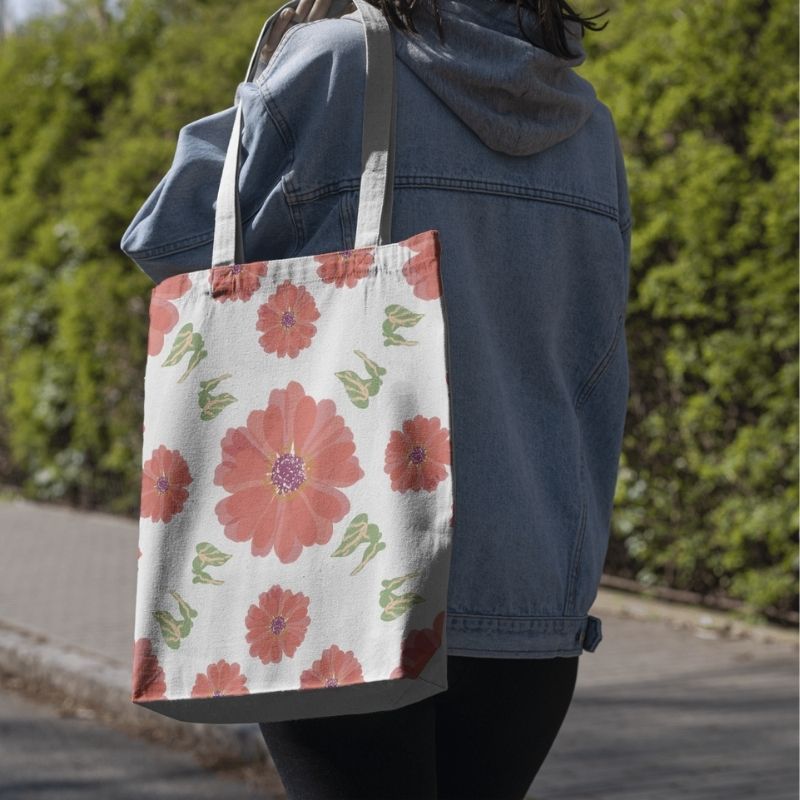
[583, 0, 799, 619]
[0, 0, 272, 512]
[0, 0, 796, 619]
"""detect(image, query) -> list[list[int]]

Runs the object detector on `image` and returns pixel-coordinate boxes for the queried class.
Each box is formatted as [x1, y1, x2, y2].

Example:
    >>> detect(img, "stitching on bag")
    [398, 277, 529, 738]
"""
[165, 251, 438, 299]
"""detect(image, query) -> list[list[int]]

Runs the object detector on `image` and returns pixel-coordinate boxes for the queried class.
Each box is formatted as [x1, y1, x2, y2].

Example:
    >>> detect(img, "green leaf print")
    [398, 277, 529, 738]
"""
[335, 370, 371, 408]
[161, 323, 208, 382]
[198, 373, 238, 421]
[379, 571, 426, 621]
[335, 351, 387, 408]
[382, 305, 423, 347]
[385, 304, 425, 328]
[330, 513, 387, 575]
[191, 541, 233, 585]
[355, 350, 387, 381]
[152, 590, 198, 649]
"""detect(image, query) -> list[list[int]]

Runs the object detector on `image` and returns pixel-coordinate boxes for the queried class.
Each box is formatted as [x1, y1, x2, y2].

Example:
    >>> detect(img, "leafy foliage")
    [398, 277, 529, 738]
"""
[0, 0, 796, 618]
[0, 0, 271, 511]
[582, 0, 799, 619]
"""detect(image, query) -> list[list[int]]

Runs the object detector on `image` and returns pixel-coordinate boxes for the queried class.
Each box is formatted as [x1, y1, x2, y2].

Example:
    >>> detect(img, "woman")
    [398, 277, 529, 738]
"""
[122, 0, 631, 796]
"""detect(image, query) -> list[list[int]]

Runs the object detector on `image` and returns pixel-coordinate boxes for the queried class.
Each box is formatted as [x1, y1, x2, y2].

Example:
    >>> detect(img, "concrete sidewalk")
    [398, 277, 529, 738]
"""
[1, 494, 798, 799]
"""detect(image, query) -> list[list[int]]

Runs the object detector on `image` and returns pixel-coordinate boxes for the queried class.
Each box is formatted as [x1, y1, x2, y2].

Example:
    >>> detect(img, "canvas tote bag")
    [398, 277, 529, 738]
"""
[130, 0, 456, 724]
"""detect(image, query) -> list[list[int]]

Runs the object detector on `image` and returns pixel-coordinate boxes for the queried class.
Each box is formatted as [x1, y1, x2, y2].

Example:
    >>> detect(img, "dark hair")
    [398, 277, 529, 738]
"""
[374, 0, 609, 59]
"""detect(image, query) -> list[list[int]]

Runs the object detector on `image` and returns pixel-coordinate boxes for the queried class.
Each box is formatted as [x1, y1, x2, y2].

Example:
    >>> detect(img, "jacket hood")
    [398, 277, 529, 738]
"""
[389, 0, 598, 156]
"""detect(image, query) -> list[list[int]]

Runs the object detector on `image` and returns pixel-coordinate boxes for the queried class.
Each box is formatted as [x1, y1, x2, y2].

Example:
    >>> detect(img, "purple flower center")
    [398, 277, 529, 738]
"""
[230, 264, 243, 274]
[325, 677, 338, 688]
[271, 452, 306, 494]
[212, 689, 222, 697]
[155, 475, 169, 494]
[340, 250, 352, 262]
[281, 310, 296, 327]
[271, 615, 287, 635]
[409, 445, 426, 465]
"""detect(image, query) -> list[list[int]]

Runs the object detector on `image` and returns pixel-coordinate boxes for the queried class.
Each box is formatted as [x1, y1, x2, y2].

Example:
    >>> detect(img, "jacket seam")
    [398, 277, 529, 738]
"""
[564, 448, 588, 615]
[288, 175, 620, 224]
[340, 191, 356, 250]
[572, 311, 625, 412]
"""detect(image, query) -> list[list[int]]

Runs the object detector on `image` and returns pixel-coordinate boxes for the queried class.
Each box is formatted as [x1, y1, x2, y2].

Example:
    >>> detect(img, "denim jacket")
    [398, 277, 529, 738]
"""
[121, 0, 632, 658]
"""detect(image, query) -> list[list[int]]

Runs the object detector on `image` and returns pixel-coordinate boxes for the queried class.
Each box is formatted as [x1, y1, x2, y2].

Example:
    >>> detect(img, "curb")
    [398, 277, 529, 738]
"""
[591, 585, 799, 649]
[0, 618, 270, 767]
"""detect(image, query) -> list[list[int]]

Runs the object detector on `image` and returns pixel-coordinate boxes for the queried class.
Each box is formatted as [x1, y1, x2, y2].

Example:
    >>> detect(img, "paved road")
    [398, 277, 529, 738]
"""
[531, 615, 798, 800]
[0, 675, 278, 800]
[1, 497, 797, 799]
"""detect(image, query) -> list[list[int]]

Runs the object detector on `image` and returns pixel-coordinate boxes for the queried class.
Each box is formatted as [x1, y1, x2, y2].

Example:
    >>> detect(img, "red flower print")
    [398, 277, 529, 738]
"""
[384, 415, 451, 493]
[245, 585, 311, 664]
[256, 280, 321, 358]
[209, 260, 268, 302]
[315, 246, 375, 288]
[140, 444, 192, 523]
[214, 380, 364, 562]
[131, 637, 167, 701]
[148, 273, 192, 356]
[191, 659, 249, 698]
[390, 610, 446, 680]
[300, 644, 365, 689]
[402, 231, 442, 301]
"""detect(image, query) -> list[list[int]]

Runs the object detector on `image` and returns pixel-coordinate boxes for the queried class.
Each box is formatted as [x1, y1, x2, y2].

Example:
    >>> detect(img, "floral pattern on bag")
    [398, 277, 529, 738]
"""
[402, 231, 442, 301]
[209, 261, 268, 301]
[148, 273, 193, 356]
[384, 415, 451, 492]
[256, 280, 321, 358]
[131, 637, 167, 701]
[315, 246, 375, 288]
[245, 585, 311, 663]
[389, 610, 446, 680]
[140, 445, 192, 523]
[213, 380, 364, 561]
[191, 659, 250, 697]
[300, 644, 365, 689]
[135, 230, 452, 718]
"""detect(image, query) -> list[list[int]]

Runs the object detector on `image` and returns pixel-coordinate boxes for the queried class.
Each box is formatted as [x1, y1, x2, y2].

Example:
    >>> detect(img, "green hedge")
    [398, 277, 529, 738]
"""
[0, 0, 796, 620]
[583, 0, 798, 619]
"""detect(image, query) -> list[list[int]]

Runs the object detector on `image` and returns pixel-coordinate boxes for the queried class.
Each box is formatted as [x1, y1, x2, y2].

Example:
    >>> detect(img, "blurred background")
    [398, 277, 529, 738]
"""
[0, 1, 796, 798]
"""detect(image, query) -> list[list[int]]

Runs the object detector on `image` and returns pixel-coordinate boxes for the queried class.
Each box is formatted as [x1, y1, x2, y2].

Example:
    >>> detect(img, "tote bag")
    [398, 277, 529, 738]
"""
[130, 0, 456, 724]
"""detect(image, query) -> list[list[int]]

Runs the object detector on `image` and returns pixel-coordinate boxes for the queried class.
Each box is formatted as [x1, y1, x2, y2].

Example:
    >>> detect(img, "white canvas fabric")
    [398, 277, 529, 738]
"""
[131, 0, 455, 724]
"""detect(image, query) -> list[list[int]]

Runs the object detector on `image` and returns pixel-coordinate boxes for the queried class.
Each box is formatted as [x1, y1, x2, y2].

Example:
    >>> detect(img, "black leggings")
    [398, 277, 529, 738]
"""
[258, 653, 580, 800]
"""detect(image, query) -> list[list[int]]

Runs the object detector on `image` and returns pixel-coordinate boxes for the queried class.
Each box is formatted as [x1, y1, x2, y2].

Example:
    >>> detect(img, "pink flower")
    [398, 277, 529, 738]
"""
[214, 380, 364, 562]
[401, 231, 442, 300]
[256, 280, 321, 358]
[140, 445, 192, 523]
[384, 415, 451, 493]
[148, 273, 192, 356]
[245, 585, 311, 664]
[209, 261, 268, 302]
[299, 644, 365, 689]
[315, 246, 375, 288]
[131, 637, 167, 701]
[390, 610, 446, 680]
[191, 659, 249, 697]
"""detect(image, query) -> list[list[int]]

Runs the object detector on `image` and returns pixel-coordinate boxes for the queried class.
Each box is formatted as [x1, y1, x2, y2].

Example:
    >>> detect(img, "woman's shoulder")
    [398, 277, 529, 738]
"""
[255, 15, 367, 93]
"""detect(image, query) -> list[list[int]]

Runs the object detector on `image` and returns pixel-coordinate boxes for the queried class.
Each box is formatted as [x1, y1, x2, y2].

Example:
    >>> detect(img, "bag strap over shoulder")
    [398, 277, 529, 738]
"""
[211, 0, 397, 267]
